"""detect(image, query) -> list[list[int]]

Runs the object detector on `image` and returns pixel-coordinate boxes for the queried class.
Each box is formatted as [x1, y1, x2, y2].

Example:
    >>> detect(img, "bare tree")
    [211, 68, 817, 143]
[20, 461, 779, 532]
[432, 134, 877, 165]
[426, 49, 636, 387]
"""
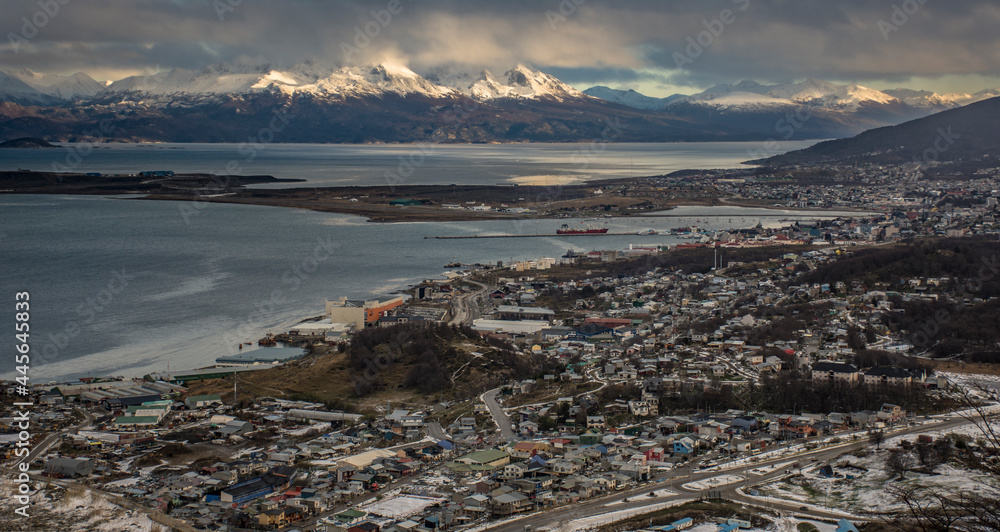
[914, 442, 942, 473]
[885, 448, 914, 480]
[868, 428, 886, 450]
[887, 484, 963, 532]
[890, 379, 1000, 531]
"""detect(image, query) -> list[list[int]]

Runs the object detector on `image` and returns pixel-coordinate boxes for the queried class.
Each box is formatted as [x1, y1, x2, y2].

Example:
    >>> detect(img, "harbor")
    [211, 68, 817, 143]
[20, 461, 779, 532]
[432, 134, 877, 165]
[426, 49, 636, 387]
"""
[427, 232, 648, 239]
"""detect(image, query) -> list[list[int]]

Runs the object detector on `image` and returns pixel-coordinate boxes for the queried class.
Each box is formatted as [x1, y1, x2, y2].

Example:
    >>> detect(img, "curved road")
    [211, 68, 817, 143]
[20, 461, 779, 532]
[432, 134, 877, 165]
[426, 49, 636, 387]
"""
[426, 421, 451, 441]
[449, 279, 488, 325]
[17, 407, 94, 467]
[482, 387, 516, 443]
[483, 416, 975, 531]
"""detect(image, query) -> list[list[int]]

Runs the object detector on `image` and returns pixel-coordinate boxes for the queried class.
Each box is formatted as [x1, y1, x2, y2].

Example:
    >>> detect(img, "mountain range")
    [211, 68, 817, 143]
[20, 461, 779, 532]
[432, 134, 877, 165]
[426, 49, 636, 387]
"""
[0, 62, 997, 144]
[585, 79, 1000, 112]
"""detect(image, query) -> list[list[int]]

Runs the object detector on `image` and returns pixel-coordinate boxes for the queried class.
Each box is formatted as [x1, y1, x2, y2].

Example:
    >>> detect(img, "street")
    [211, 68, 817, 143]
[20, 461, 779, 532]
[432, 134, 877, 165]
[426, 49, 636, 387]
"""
[449, 279, 488, 326]
[481, 387, 516, 443]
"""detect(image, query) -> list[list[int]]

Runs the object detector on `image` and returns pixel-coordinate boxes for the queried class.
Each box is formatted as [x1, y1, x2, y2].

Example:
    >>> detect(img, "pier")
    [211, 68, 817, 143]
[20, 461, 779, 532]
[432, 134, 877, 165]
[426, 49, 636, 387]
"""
[428, 233, 666, 239]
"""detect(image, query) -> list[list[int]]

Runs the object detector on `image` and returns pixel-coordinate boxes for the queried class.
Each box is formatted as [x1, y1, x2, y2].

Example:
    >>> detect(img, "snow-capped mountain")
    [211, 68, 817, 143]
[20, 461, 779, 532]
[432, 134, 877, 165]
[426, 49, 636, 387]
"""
[98, 62, 587, 102]
[582, 86, 684, 110]
[669, 79, 899, 110]
[1, 63, 997, 144]
[588, 78, 1000, 114]
[0, 71, 63, 105]
[12, 69, 104, 100]
[883, 87, 1000, 109]
[102, 62, 456, 99]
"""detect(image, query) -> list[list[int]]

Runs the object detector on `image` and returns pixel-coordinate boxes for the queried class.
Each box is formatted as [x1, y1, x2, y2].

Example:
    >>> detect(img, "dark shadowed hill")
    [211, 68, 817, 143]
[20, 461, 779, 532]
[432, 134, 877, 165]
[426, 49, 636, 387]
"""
[748, 96, 1000, 166]
[0, 136, 57, 148]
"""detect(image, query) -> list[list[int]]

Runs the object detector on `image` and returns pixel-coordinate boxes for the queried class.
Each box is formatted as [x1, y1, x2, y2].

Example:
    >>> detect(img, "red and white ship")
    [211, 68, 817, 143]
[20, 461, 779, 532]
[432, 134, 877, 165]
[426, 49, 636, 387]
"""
[556, 223, 609, 235]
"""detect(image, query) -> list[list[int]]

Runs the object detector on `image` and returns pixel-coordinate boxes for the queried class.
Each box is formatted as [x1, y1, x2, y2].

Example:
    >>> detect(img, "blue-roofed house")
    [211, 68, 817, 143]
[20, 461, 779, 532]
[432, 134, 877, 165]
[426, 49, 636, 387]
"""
[836, 519, 859, 532]
[673, 437, 695, 455]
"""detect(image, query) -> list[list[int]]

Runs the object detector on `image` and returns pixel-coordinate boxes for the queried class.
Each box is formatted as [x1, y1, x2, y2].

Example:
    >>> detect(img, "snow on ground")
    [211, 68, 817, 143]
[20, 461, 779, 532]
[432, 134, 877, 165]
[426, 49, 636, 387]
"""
[0, 480, 158, 532]
[941, 371, 1000, 394]
[136, 465, 160, 477]
[737, 487, 858, 519]
[603, 489, 675, 506]
[287, 422, 331, 436]
[682, 474, 744, 491]
[361, 494, 446, 519]
[756, 442, 1000, 515]
[414, 470, 453, 486]
[712, 435, 856, 473]
[688, 525, 769, 532]
[884, 420, 993, 448]
[542, 500, 687, 532]
[748, 461, 796, 476]
[230, 446, 263, 459]
[102, 476, 143, 488]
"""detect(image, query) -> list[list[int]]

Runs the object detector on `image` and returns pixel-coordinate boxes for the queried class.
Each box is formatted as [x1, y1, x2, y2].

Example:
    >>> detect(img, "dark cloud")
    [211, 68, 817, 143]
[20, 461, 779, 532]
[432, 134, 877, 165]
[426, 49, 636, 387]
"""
[538, 67, 670, 85]
[1, 0, 998, 93]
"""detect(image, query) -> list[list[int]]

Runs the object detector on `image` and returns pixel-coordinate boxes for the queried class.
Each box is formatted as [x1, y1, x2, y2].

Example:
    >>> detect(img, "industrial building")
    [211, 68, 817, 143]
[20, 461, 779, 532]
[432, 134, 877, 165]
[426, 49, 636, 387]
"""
[325, 296, 405, 328]
[43, 457, 94, 478]
[472, 319, 551, 335]
[215, 347, 305, 367]
[494, 305, 555, 321]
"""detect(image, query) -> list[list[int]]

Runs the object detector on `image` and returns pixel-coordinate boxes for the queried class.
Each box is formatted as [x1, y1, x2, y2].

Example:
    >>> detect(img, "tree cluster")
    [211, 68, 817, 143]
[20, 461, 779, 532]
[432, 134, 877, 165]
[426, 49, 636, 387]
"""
[346, 322, 562, 397]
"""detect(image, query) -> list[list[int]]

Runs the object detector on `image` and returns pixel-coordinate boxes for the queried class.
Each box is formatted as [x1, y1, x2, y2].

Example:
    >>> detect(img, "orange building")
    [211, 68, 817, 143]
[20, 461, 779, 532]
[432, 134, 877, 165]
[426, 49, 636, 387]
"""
[325, 297, 405, 328]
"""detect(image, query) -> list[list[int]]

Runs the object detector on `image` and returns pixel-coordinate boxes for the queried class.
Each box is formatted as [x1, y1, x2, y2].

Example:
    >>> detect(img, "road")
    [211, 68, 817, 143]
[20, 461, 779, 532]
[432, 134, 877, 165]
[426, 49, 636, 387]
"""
[482, 387, 515, 443]
[426, 421, 451, 440]
[483, 416, 974, 531]
[17, 407, 94, 467]
[449, 279, 488, 325]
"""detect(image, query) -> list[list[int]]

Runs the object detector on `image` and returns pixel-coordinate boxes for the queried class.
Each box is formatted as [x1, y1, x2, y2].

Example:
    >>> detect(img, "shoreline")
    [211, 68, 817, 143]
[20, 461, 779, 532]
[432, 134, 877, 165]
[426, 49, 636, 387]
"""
[1, 169, 874, 223]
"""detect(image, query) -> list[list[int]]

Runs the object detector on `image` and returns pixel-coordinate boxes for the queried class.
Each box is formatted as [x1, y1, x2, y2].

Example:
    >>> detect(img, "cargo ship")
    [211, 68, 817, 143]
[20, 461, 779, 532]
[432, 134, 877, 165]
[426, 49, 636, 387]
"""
[557, 223, 609, 235]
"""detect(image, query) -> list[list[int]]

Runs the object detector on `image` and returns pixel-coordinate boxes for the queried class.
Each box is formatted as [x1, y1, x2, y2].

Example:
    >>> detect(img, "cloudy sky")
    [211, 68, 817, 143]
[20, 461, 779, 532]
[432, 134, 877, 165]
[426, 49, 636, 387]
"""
[3, 0, 1000, 96]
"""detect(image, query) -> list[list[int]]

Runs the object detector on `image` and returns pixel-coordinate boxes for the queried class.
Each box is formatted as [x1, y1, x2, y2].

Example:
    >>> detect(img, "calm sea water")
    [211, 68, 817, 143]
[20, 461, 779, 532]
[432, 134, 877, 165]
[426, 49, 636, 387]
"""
[2, 193, 862, 382]
[0, 141, 819, 186]
[3, 141, 848, 381]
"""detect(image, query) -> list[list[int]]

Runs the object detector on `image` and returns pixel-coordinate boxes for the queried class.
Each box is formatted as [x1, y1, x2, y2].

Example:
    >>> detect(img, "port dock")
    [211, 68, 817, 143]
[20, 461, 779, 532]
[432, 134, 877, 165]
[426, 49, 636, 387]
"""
[428, 233, 666, 239]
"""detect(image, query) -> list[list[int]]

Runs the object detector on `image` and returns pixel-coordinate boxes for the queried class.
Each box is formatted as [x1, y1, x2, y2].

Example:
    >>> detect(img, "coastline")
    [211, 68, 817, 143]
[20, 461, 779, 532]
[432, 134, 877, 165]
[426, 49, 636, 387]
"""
[1, 169, 872, 223]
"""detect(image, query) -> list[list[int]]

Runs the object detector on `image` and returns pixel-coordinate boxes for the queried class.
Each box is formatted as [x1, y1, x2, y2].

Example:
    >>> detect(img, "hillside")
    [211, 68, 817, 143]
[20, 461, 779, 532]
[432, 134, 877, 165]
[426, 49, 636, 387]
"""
[0, 136, 57, 148]
[184, 323, 564, 411]
[799, 237, 1000, 360]
[749, 96, 1000, 166]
